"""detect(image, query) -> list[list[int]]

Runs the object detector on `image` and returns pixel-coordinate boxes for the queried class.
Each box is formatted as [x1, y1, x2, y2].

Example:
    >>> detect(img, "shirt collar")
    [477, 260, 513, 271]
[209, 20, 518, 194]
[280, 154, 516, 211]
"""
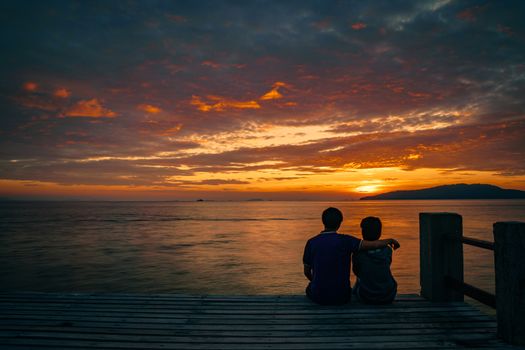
[320, 230, 338, 234]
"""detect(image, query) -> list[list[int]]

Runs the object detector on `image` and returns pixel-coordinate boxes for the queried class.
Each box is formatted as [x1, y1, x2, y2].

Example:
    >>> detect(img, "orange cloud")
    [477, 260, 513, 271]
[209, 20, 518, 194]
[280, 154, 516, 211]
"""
[191, 95, 260, 112]
[273, 82, 289, 88]
[23, 82, 38, 91]
[351, 22, 367, 30]
[192, 82, 291, 112]
[158, 124, 183, 136]
[138, 104, 162, 114]
[260, 88, 283, 100]
[54, 88, 71, 98]
[260, 81, 290, 100]
[408, 91, 431, 98]
[64, 99, 117, 118]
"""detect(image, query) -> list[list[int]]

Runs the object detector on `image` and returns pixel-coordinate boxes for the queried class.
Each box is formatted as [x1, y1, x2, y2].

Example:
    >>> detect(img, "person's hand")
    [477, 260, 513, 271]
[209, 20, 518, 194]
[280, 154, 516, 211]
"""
[388, 238, 400, 250]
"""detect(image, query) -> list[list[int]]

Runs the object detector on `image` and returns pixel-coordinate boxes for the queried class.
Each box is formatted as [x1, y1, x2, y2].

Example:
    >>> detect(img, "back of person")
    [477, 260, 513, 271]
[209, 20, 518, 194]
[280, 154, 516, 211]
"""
[352, 246, 397, 304]
[304, 232, 360, 304]
[352, 216, 397, 304]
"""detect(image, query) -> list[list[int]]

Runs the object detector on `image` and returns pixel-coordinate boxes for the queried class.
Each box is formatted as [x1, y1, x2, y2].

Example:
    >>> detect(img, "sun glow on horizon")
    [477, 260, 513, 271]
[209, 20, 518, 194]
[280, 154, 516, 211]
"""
[355, 185, 382, 193]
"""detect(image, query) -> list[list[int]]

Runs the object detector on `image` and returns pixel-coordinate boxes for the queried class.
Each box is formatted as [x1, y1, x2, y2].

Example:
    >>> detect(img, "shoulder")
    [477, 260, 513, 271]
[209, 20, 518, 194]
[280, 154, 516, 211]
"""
[305, 234, 322, 247]
[340, 234, 362, 250]
[340, 233, 358, 239]
[340, 233, 361, 243]
[307, 234, 322, 243]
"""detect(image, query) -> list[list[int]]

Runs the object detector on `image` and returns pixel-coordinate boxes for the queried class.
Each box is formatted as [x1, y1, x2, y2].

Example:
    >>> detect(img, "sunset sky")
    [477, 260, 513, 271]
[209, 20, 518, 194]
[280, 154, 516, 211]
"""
[1, 0, 524, 200]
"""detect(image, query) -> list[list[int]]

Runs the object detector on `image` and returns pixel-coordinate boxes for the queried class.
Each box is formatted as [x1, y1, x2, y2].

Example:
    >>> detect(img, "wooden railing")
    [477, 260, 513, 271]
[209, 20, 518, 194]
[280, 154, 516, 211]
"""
[444, 232, 496, 308]
[419, 213, 525, 346]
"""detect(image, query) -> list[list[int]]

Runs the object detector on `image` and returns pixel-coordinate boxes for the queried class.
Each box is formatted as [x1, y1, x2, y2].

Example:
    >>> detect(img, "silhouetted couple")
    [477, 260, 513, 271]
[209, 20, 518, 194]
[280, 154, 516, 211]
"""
[303, 207, 399, 305]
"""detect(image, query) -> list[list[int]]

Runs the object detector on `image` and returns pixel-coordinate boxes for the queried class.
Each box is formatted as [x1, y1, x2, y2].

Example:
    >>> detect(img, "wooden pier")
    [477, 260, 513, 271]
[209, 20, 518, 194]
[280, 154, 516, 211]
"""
[0, 215, 523, 349]
[0, 292, 513, 349]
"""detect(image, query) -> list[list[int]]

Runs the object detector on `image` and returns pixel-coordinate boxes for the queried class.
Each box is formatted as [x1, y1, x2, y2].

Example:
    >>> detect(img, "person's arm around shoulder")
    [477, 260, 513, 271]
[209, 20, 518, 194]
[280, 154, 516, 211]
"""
[360, 238, 400, 251]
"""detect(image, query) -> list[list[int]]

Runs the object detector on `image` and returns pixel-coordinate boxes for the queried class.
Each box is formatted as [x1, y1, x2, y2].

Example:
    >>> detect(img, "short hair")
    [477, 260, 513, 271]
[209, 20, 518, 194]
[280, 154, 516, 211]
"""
[322, 207, 343, 229]
[360, 216, 382, 241]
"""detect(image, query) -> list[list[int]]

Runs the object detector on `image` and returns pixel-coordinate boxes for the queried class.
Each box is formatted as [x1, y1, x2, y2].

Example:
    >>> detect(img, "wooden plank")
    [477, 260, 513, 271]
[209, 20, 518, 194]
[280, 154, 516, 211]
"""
[0, 304, 479, 315]
[0, 318, 497, 331]
[0, 296, 441, 303]
[0, 302, 483, 312]
[0, 297, 425, 308]
[0, 314, 491, 325]
[0, 323, 498, 336]
[0, 314, 494, 326]
[0, 298, 444, 308]
[0, 293, 427, 304]
[0, 293, 304, 302]
[0, 309, 489, 321]
[0, 337, 510, 349]
[0, 301, 448, 312]
[0, 296, 464, 306]
[0, 330, 507, 344]
[0, 292, 425, 301]
[0, 297, 356, 306]
[0, 299, 464, 307]
[0, 301, 434, 311]
[1, 308, 483, 320]
[0, 329, 503, 343]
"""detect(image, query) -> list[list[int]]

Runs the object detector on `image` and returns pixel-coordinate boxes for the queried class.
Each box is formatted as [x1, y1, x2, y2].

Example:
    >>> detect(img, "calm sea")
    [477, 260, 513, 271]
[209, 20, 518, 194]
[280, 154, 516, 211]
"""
[1, 200, 524, 295]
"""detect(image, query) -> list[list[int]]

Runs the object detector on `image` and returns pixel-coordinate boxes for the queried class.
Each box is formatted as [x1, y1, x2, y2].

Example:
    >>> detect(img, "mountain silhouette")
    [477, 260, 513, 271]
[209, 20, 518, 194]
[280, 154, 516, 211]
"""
[360, 184, 525, 200]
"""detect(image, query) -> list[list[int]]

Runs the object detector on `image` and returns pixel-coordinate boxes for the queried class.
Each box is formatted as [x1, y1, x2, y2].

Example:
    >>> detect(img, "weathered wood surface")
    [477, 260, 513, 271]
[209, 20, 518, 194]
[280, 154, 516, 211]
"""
[494, 221, 525, 345]
[0, 292, 516, 349]
[419, 213, 464, 302]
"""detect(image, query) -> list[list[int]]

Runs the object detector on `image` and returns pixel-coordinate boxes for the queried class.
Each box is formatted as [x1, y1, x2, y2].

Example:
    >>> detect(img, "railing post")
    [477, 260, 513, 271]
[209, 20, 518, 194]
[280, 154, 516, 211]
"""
[419, 213, 464, 301]
[493, 221, 525, 345]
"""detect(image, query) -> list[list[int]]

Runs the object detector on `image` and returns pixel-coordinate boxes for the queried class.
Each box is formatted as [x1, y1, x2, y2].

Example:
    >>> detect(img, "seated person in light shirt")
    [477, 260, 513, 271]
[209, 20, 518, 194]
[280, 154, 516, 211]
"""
[352, 216, 397, 304]
[302, 207, 400, 305]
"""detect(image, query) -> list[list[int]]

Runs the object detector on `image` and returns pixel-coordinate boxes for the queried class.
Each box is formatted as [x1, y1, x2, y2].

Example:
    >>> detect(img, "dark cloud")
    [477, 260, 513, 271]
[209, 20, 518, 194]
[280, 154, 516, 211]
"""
[0, 158, 192, 186]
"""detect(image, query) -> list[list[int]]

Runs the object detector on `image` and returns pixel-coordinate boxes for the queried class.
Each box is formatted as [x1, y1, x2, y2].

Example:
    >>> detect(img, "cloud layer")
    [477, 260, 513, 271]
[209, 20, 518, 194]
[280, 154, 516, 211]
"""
[1, 0, 524, 198]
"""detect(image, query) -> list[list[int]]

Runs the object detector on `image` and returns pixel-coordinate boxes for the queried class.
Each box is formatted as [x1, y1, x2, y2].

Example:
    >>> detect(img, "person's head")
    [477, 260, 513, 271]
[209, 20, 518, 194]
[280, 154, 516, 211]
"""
[360, 216, 382, 241]
[322, 207, 343, 231]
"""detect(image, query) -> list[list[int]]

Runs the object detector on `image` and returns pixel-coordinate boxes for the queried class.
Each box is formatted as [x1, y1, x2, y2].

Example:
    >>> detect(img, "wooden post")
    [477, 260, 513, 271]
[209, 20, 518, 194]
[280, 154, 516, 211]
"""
[493, 221, 525, 345]
[419, 213, 464, 301]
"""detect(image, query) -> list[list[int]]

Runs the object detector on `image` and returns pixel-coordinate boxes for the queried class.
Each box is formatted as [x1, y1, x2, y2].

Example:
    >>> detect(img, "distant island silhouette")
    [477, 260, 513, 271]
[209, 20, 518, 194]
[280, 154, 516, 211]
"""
[360, 184, 525, 200]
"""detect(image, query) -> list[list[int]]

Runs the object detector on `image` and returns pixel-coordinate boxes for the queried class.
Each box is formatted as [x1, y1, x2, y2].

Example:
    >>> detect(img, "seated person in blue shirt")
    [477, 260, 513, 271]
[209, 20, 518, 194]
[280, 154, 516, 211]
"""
[303, 207, 400, 305]
[352, 216, 397, 304]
